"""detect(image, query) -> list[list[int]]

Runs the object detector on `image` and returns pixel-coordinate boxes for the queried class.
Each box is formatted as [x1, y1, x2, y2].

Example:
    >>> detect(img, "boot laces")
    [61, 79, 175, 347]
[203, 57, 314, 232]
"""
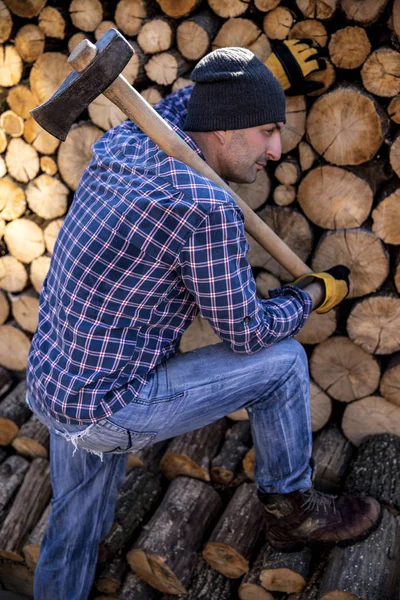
[301, 488, 337, 515]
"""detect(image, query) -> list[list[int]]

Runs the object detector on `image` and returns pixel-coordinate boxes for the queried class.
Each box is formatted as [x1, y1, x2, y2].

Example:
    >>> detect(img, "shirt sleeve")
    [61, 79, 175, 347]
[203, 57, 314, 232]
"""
[153, 85, 194, 129]
[178, 205, 312, 353]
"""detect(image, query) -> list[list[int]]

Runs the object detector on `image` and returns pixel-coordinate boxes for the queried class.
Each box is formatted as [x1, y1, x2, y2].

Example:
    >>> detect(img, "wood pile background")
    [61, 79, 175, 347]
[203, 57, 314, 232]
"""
[1, 0, 400, 598]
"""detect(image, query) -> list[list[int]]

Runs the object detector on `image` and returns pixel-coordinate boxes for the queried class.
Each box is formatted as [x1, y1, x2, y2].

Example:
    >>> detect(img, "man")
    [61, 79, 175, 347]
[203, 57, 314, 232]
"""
[27, 43, 381, 599]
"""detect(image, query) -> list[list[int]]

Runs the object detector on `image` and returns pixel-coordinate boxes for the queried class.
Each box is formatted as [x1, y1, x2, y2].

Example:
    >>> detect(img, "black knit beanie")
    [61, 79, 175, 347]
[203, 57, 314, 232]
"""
[183, 47, 286, 132]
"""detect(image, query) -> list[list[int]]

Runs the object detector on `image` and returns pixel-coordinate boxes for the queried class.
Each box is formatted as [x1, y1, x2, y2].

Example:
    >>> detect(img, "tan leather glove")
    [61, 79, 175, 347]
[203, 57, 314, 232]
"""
[295, 265, 350, 313]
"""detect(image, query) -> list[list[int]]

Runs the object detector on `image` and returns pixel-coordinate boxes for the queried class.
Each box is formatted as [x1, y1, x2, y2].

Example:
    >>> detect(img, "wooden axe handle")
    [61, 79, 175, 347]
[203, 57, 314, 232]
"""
[70, 42, 312, 278]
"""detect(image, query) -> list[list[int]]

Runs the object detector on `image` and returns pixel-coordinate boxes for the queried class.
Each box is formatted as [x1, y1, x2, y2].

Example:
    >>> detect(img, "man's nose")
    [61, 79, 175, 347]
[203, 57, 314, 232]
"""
[266, 134, 282, 162]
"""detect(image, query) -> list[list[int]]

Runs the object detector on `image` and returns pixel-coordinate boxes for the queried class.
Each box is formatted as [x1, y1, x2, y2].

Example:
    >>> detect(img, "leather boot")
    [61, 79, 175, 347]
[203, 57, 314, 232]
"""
[259, 488, 382, 550]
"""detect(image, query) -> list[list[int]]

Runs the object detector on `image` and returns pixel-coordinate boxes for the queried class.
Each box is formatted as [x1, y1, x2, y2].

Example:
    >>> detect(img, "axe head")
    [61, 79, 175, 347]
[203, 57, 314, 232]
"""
[30, 29, 133, 141]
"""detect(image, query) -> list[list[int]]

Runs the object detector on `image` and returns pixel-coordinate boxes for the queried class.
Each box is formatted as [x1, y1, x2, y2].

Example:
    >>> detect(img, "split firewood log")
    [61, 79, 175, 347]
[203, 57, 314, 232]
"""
[254, 0, 281, 10]
[0, 179, 25, 222]
[11, 414, 49, 458]
[160, 419, 228, 482]
[26, 175, 68, 220]
[57, 123, 103, 191]
[0, 563, 33, 598]
[344, 433, 400, 511]
[341, 0, 390, 25]
[212, 18, 272, 63]
[281, 95, 306, 153]
[0, 255, 28, 292]
[275, 158, 300, 186]
[255, 270, 280, 298]
[247, 206, 313, 281]
[372, 188, 400, 244]
[127, 476, 222, 595]
[361, 48, 400, 97]
[94, 20, 117, 40]
[0, 458, 51, 561]
[0, 324, 31, 371]
[318, 509, 399, 600]
[211, 421, 252, 485]
[296, 0, 338, 19]
[126, 439, 169, 473]
[177, 11, 220, 61]
[297, 166, 373, 230]
[310, 336, 380, 403]
[6, 85, 37, 120]
[0, 130, 7, 154]
[289, 19, 328, 46]
[137, 17, 174, 54]
[179, 314, 221, 353]
[22, 503, 51, 571]
[30, 255, 51, 293]
[0, 381, 30, 445]
[98, 468, 163, 564]
[294, 310, 337, 345]
[240, 542, 312, 595]
[263, 7, 294, 40]
[155, 0, 202, 19]
[119, 572, 159, 600]
[0, 110, 23, 137]
[388, 95, 400, 123]
[38, 6, 66, 40]
[312, 229, 389, 299]
[228, 408, 249, 421]
[380, 352, 400, 407]
[11, 290, 39, 333]
[243, 447, 255, 481]
[0, 293, 9, 326]
[347, 295, 400, 355]
[88, 94, 127, 130]
[3, 0, 46, 18]
[312, 425, 354, 494]
[40, 156, 58, 176]
[298, 141, 316, 172]
[0, 455, 30, 522]
[115, 0, 147, 36]
[273, 184, 296, 206]
[4, 218, 45, 264]
[208, 0, 250, 18]
[145, 50, 190, 86]
[389, 132, 400, 178]
[161, 557, 237, 600]
[43, 218, 63, 254]
[69, 0, 103, 32]
[5, 138, 40, 183]
[203, 482, 265, 578]
[328, 26, 371, 70]
[24, 116, 60, 154]
[30, 52, 72, 104]
[229, 168, 271, 211]
[0, 45, 23, 87]
[310, 380, 332, 433]
[306, 87, 388, 166]
[342, 396, 400, 446]
[96, 553, 127, 596]
[0, 1, 12, 43]
[14, 24, 45, 63]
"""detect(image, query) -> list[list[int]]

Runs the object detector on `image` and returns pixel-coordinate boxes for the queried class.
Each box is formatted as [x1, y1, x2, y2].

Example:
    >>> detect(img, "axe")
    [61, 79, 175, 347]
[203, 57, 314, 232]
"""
[31, 29, 312, 279]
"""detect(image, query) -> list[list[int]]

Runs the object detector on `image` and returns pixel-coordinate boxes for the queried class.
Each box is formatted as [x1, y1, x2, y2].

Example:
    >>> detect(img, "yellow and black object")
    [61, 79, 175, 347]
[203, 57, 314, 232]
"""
[295, 265, 350, 314]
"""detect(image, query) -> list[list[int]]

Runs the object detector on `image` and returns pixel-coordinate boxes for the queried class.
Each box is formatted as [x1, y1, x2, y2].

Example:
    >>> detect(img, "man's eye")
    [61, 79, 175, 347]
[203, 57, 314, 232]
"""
[264, 130, 274, 136]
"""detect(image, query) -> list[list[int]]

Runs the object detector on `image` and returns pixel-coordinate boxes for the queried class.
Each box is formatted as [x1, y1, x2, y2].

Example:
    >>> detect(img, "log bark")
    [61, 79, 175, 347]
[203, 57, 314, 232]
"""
[297, 166, 373, 230]
[0, 255, 28, 293]
[294, 310, 337, 345]
[0, 455, 30, 522]
[263, 7, 294, 40]
[69, 0, 103, 32]
[96, 552, 127, 595]
[160, 419, 228, 482]
[161, 557, 238, 600]
[344, 433, 400, 511]
[328, 26, 371, 70]
[57, 123, 103, 191]
[306, 87, 388, 166]
[119, 572, 159, 600]
[341, 0, 390, 25]
[38, 6, 66, 39]
[26, 175, 68, 220]
[98, 468, 164, 564]
[289, 19, 328, 46]
[5, 138, 39, 183]
[0, 110, 23, 137]
[14, 24, 45, 63]
[0, 381, 30, 445]
[22, 502, 51, 570]
[312, 425, 354, 493]
[312, 229, 389, 299]
[380, 352, 400, 407]
[203, 483, 265, 578]
[347, 295, 400, 355]
[247, 206, 313, 281]
[310, 380, 332, 433]
[212, 18, 271, 63]
[0, 365, 12, 398]
[30, 52, 72, 104]
[127, 476, 222, 594]
[211, 421, 252, 485]
[310, 336, 381, 403]
[0, 457, 51, 561]
[295, 0, 338, 20]
[137, 17, 174, 55]
[0, 45, 22, 87]
[177, 11, 220, 61]
[11, 414, 49, 458]
[361, 48, 400, 97]
[229, 168, 271, 211]
[342, 396, 400, 446]
[318, 509, 399, 600]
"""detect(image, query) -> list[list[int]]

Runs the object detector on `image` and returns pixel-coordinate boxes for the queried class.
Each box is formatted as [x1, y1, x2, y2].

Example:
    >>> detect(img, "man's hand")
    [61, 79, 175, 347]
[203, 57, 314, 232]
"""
[265, 39, 326, 95]
[294, 266, 350, 313]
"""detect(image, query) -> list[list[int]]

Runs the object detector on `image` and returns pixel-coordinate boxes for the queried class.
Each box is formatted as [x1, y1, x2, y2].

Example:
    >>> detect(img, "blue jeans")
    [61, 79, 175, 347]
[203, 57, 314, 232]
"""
[28, 339, 312, 600]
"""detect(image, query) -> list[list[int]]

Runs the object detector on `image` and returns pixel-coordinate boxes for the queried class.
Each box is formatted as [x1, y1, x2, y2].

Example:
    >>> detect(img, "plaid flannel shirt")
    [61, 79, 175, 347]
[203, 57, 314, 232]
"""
[26, 86, 312, 424]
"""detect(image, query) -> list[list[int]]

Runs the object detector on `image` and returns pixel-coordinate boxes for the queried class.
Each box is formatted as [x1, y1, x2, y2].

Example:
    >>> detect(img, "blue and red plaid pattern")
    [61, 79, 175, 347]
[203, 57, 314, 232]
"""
[27, 86, 312, 424]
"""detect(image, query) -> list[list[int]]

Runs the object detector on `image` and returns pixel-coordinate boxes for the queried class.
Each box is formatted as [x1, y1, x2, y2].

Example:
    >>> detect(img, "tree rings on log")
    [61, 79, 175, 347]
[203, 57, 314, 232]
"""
[263, 7, 294, 40]
[6, 138, 39, 183]
[177, 11, 220, 61]
[289, 19, 328, 46]
[343, 396, 400, 445]
[281, 95, 306, 153]
[229, 168, 271, 211]
[372, 188, 400, 244]
[30, 255, 51, 293]
[361, 48, 400, 97]
[341, 0, 390, 25]
[0, 45, 22, 87]
[7, 85, 37, 120]
[380, 353, 400, 407]
[0, 110, 23, 137]
[88, 95, 127, 131]
[11, 415, 49, 458]
[0, 1, 12, 43]
[14, 24, 44, 63]
[388, 95, 400, 123]
[4, 218, 44, 264]
[273, 184, 296, 206]
[310, 380, 332, 432]
[23, 116, 60, 155]
[145, 50, 189, 86]
[389, 133, 400, 178]
[0, 178, 26, 221]
[69, 0, 103, 32]
[347, 295, 400, 354]
[310, 336, 380, 402]
[254, 0, 281, 11]
[208, 0, 250, 18]
[312, 229, 389, 299]
[40, 156, 58, 176]
[30, 52, 72, 104]
[306, 88, 386, 165]
[295, 309, 337, 345]
[137, 17, 174, 55]
[328, 26, 371, 69]
[58, 123, 103, 191]
[0, 256, 28, 292]
[155, 0, 202, 19]
[298, 166, 373, 230]
[38, 6, 66, 40]
[11, 293, 39, 334]
[0, 324, 30, 370]
[115, 0, 146, 36]
[295, 0, 338, 20]
[212, 18, 271, 63]
[44, 219, 63, 254]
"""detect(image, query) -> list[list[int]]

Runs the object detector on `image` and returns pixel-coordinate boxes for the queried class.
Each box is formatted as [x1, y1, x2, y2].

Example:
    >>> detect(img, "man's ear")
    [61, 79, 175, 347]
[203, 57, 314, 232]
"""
[213, 130, 230, 145]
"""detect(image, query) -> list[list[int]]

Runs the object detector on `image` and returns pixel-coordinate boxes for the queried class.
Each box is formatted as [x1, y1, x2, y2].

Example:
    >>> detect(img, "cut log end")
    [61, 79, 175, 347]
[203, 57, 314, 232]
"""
[127, 549, 187, 595]
[260, 567, 306, 593]
[202, 542, 249, 579]
[159, 453, 210, 481]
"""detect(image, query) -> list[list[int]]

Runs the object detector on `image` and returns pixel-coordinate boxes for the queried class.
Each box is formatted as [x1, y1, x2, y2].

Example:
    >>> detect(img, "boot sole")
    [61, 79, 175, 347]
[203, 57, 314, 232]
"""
[268, 502, 384, 552]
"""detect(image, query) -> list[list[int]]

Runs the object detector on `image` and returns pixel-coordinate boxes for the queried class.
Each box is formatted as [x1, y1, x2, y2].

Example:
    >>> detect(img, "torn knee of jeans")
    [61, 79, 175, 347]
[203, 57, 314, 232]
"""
[55, 424, 104, 461]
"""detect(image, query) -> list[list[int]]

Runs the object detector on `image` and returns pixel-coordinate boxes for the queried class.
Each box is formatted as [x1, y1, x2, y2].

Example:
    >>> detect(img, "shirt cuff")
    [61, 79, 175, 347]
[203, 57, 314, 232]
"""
[269, 284, 313, 336]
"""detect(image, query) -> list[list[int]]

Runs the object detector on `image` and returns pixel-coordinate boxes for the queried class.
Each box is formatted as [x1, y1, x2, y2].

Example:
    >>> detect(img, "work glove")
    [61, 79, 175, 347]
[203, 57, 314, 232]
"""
[294, 265, 350, 314]
[265, 39, 326, 95]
